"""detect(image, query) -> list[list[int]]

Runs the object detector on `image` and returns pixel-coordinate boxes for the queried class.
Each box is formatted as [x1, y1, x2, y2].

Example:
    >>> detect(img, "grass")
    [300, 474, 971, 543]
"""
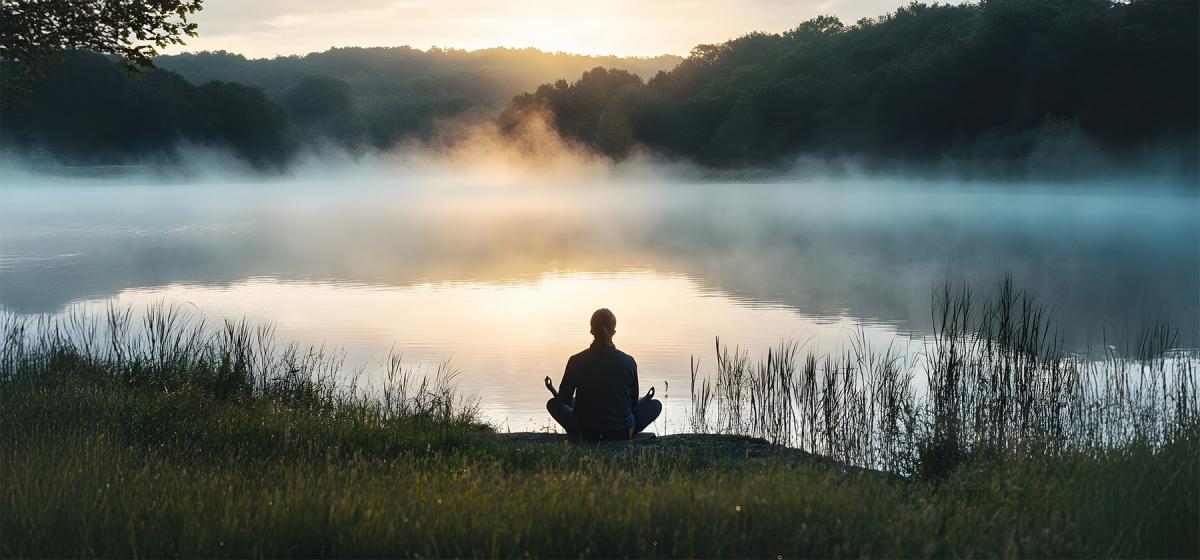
[689, 278, 1199, 477]
[1, 282, 1198, 557]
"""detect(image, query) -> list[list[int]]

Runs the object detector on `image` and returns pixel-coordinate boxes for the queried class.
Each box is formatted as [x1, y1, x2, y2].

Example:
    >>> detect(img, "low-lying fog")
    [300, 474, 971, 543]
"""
[2, 159, 1197, 430]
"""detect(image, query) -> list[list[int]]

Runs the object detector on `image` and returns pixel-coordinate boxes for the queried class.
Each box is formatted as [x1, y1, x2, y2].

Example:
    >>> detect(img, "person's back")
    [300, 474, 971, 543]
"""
[545, 308, 661, 440]
[562, 342, 638, 433]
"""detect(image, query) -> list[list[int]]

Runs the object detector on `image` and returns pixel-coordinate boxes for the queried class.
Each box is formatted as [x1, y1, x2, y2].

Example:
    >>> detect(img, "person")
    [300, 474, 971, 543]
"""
[545, 308, 662, 440]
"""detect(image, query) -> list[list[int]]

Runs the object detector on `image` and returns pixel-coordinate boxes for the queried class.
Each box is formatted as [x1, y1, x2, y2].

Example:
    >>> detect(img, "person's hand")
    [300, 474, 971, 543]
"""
[645, 386, 655, 399]
[544, 376, 557, 396]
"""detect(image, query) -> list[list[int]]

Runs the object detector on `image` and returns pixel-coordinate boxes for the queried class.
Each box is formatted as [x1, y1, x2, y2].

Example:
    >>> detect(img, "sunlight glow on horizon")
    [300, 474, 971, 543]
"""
[61, 271, 915, 430]
[165, 0, 963, 59]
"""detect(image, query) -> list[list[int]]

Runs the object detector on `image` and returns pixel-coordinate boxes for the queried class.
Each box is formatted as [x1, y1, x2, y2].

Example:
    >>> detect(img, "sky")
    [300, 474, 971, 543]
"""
[166, 0, 948, 59]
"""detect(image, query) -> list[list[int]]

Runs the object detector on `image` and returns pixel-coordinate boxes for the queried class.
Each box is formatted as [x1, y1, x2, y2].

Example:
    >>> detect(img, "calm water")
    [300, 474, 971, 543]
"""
[2, 170, 1197, 431]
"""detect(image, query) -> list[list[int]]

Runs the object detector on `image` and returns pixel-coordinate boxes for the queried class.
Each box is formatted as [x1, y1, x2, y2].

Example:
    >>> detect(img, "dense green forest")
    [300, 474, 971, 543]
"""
[0, 48, 679, 169]
[504, 0, 1199, 173]
[155, 48, 681, 103]
[2, 0, 1197, 174]
[2, 52, 297, 169]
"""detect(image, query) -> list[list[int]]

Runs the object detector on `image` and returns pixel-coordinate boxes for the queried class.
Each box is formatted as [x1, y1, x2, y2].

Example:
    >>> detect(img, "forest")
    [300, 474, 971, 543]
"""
[0, 48, 679, 169]
[2, 0, 1197, 175]
[504, 0, 1199, 173]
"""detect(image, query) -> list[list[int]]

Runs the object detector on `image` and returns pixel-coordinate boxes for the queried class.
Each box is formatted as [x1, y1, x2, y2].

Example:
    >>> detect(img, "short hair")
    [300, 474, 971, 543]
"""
[590, 308, 617, 334]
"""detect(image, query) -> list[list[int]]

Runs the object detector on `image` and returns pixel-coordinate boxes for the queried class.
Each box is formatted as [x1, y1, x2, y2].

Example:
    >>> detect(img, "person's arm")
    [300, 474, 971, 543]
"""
[629, 357, 639, 412]
[557, 357, 577, 406]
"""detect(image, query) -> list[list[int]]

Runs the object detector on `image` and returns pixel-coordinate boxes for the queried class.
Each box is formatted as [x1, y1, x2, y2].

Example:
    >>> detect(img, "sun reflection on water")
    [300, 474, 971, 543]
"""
[62, 270, 917, 432]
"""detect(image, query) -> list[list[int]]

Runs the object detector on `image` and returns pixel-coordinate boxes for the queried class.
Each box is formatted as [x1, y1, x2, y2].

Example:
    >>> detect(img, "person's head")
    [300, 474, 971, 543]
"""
[589, 308, 617, 342]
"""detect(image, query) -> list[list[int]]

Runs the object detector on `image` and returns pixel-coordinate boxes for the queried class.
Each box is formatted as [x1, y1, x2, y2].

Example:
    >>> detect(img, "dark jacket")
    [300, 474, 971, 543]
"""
[558, 341, 638, 432]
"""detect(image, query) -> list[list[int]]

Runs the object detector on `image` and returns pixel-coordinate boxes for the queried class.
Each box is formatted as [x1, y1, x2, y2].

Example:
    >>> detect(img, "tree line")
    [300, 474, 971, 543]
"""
[0, 47, 679, 169]
[3, 0, 1196, 174]
[502, 0, 1198, 174]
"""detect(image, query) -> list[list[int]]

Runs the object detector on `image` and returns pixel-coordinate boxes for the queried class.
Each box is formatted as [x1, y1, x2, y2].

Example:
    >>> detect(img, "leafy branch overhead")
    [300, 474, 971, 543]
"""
[0, 0, 203, 75]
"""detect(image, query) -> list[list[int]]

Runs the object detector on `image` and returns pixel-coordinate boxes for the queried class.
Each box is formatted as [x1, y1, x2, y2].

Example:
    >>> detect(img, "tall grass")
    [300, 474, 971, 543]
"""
[1, 302, 480, 429]
[4, 278, 1194, 477]
[690, 278, 1199, 476]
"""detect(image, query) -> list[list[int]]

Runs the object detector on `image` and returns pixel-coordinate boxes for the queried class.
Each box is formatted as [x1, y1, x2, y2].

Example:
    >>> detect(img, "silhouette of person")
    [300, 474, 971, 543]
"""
[545, 308, 662, 440]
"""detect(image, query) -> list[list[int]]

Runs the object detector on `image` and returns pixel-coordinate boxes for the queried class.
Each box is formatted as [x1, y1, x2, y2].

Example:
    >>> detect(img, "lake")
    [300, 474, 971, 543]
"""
[2, 167, 1197, 431]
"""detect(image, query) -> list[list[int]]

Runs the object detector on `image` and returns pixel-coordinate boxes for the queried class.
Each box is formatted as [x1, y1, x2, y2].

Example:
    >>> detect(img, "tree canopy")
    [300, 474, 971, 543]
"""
[1, 51, 294, 169]
[504, 0, 1198, 173]
[4, 0, 1196, 177]
[152, 47, 681, 147]
[0, 48, 680, 169]
[0, 0, 202, 75]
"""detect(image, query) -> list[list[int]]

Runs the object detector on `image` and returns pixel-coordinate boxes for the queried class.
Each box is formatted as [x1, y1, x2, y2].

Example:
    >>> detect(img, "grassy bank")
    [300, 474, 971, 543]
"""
[3, 375, 1196, 557]
[2, 287, 1197, 557]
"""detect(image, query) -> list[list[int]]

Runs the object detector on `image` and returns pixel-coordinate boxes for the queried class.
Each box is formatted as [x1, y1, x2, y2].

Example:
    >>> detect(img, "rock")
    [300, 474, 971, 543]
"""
[501, 432, 657, 446]
[494, 431, 892, 479]
[498, 431, 787, 455]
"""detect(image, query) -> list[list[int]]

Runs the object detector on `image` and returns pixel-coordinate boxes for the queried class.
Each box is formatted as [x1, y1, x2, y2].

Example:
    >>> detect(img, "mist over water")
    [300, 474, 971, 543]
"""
[2, 159, 1197, 430]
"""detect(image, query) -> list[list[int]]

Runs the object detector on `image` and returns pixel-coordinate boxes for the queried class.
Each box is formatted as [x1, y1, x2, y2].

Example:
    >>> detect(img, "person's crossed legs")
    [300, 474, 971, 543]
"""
[546, 395, 662, 438]
[633, 395, 662, 433]
[546, 396, 579, 435]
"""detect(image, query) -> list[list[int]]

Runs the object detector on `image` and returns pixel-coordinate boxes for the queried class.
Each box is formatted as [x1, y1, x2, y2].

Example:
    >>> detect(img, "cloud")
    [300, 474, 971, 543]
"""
[167, 0, 968, 58]
[264, 14, 311, 29]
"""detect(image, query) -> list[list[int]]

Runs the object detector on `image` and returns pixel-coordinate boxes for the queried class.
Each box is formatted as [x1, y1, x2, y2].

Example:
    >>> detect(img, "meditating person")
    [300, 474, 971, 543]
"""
[545, 308, 662, 440]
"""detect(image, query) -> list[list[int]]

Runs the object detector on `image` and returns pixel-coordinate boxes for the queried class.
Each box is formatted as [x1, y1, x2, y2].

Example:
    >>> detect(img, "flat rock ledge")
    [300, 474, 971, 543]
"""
[501, 431, 816, 460]
[502, 432, 664, 445]
[497, 432, 891, 478]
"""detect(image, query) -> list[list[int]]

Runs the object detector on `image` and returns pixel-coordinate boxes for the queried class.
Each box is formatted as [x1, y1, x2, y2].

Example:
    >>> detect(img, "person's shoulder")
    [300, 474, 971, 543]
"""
[568, 348, 591, 362]
[614, 348, 636, 366]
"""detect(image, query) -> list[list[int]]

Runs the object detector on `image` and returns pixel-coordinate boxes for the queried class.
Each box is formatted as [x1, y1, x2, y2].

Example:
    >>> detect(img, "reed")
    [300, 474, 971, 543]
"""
[689, 277, 1199, 477]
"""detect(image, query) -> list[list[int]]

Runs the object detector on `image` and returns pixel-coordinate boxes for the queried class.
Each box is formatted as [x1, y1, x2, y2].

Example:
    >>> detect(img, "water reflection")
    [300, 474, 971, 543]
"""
[57, 272, 913, 431]
[1, 176, 1197, 429]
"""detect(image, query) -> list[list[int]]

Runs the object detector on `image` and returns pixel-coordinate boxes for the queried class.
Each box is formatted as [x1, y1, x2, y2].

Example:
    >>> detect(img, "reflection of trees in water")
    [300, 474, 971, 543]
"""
[2, 184, 1196, 346]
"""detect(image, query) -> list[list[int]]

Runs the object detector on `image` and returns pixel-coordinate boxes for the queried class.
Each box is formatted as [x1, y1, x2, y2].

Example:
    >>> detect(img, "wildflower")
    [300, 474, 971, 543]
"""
[735, 505, 742, 512]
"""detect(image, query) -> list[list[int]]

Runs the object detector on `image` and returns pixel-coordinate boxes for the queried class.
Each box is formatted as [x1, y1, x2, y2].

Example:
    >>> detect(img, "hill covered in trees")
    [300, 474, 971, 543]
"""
[0, 47, 680, 169]
[502, 0, 1198, 175]
[2, 52, 296, 169]
[4, 0, 1197, 176]
[153, 47, 680, 150]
